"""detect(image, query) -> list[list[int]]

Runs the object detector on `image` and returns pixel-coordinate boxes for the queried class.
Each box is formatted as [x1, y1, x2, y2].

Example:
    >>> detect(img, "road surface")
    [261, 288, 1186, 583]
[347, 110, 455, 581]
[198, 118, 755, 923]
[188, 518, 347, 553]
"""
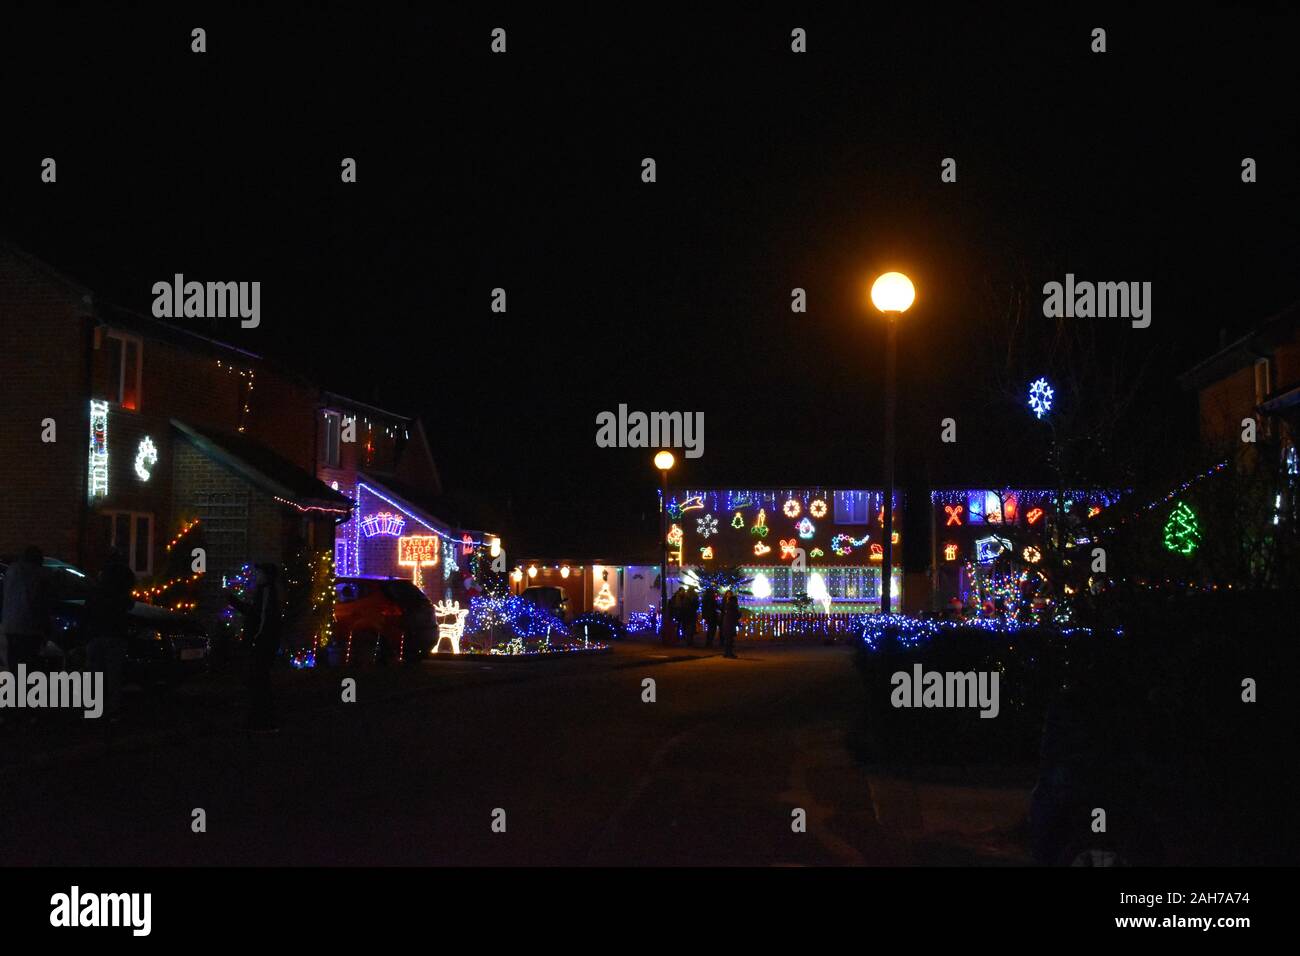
[0, 642, 1032, 865]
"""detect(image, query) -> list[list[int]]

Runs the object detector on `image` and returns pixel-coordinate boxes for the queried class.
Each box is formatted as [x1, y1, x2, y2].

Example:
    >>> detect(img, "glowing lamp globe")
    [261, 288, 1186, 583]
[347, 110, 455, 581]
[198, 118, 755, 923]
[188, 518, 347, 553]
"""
[654, 450, 675, 471]
[870, 272, 915, 314]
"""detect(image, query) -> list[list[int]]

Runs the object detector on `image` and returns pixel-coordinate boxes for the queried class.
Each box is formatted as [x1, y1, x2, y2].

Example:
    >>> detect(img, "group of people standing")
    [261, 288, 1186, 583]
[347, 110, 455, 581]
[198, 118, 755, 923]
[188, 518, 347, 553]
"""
[667, 584, 739, 658]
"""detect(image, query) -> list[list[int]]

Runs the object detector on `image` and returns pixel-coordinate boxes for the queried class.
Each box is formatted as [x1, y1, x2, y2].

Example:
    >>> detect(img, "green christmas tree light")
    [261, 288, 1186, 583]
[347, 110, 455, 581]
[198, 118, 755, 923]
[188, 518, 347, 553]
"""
[1163, 501, 1201, 556]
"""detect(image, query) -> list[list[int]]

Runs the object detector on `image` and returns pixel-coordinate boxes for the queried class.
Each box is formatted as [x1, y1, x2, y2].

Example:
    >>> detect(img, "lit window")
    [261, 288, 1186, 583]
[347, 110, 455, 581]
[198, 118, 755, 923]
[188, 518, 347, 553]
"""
[105, 332, 143, 411]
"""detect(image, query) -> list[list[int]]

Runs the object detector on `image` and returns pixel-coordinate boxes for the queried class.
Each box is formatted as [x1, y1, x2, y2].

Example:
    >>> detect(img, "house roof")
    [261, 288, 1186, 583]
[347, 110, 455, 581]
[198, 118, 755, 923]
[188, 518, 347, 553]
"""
[0, 238, 96, 303]
[1179, 298, 1300, 391]
[358, 471, 500, 537]
[172, 419, 352, 514]
[100, 304, 313, 382]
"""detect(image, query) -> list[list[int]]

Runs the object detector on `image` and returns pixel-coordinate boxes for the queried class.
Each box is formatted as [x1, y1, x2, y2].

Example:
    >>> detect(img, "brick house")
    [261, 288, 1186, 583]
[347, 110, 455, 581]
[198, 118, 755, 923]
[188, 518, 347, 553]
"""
[0, 243, 347, 625]
[316, 391, 501, 607]
[1, 242, 502, 639]
[1179, 300, 1300, 530]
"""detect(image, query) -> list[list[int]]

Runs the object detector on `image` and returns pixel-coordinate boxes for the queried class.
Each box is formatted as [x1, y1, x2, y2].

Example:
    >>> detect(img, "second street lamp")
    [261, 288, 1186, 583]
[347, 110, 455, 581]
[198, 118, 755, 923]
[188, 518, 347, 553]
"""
[654, 449, 675, 643]
[870, 271, 915, 617]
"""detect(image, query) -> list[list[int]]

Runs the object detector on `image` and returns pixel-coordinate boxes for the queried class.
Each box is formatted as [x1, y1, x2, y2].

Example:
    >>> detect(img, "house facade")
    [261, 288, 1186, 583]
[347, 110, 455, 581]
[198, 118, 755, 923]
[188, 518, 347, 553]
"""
[665, 487, 903, 613]
[1180, 302, 1300, 526]
[316, 391, 500, 607]
[0, 243, 496, 639]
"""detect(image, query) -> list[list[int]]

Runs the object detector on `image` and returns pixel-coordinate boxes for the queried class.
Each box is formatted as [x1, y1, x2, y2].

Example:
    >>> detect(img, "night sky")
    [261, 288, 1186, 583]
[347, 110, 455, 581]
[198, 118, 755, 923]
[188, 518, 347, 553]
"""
[4, 6, 1297, 555]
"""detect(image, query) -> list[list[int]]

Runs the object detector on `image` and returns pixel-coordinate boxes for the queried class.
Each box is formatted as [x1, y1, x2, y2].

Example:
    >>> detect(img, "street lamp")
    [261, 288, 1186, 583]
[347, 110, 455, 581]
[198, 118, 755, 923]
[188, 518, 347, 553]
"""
[870, 271, 915, 616]
[654, 450, 675, 643]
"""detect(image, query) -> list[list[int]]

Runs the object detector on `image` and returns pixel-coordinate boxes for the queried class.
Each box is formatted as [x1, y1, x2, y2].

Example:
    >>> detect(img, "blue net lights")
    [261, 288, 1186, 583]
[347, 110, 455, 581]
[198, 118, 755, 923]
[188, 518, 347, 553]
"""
[855, 614, 1120, 652]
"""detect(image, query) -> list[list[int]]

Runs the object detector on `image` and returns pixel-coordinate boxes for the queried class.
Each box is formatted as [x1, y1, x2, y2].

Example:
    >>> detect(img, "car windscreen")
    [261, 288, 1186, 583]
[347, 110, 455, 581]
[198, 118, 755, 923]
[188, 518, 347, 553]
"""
[380, 581, 430, 607]
[523, 587, 563, 607]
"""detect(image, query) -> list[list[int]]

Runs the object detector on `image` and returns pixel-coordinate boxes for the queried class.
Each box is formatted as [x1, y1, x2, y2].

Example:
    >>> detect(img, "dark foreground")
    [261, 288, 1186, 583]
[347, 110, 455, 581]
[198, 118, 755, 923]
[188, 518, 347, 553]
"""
[0, 642, 1030, 866]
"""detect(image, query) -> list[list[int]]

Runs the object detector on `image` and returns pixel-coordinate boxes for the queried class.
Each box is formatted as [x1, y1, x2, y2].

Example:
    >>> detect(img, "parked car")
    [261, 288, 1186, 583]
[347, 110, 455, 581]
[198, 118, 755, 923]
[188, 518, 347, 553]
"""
[0, 554, 94, 608]
[333, 577, 435, 665]
[52, 599, 211, 688]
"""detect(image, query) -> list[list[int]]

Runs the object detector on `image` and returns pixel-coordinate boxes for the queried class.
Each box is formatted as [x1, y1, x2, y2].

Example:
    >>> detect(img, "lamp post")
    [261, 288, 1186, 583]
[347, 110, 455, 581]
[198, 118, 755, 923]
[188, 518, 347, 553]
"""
[870, 271, 915, 616]
[654, 449, 675, 643]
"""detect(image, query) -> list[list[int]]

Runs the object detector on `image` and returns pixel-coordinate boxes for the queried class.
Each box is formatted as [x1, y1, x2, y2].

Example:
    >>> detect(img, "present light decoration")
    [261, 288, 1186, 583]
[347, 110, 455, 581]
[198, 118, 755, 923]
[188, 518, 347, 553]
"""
[360, 511, 407, 538]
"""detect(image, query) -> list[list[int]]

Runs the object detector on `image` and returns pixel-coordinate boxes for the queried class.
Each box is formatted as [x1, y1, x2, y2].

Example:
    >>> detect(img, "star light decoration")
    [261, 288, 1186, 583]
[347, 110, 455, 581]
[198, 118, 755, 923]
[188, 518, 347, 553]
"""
[696, 514, 718, 538]
[1028, 377, 1054, 419]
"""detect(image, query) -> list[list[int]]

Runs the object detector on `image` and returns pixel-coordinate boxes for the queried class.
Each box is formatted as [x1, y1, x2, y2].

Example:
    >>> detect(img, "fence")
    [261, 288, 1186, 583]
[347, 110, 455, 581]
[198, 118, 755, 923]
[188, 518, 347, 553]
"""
[738, 611, 869, 640]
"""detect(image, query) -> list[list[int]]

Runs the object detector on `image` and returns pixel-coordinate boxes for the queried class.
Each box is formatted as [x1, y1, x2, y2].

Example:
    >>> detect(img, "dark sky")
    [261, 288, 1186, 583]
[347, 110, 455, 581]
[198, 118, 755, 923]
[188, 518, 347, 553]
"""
[3, 6, 1298, 554]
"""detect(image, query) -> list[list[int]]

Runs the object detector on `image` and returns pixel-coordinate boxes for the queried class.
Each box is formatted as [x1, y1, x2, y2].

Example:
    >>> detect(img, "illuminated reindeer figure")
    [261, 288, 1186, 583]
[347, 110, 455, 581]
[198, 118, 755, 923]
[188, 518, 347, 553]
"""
[433, 599, 468, 655]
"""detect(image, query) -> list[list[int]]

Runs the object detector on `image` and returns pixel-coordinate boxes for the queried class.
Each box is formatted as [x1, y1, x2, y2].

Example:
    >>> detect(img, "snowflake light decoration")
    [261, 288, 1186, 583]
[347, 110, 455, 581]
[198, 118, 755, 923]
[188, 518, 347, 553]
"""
[696, 514, 718, 538]
[1028, 377, 1054, 419]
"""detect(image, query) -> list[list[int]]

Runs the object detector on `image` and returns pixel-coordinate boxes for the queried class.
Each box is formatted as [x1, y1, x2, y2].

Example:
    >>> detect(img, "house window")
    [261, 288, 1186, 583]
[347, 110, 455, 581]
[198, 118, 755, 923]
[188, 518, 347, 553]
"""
[322, 411, 342, 468]
[105, 332, 143, 411]
[833, 491, 870, 524]
[103, 511, 154, 576]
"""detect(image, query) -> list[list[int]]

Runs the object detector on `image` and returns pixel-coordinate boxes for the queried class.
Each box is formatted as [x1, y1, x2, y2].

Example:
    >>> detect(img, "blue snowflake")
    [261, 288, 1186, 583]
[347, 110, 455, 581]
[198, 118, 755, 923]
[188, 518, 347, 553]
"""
[1028, 377, 1054, 419]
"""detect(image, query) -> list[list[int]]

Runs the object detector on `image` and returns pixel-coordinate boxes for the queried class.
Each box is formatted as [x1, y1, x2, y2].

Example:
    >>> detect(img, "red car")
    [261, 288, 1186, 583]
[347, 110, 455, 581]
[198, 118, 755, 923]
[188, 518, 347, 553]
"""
[332, 577, 436, 665]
